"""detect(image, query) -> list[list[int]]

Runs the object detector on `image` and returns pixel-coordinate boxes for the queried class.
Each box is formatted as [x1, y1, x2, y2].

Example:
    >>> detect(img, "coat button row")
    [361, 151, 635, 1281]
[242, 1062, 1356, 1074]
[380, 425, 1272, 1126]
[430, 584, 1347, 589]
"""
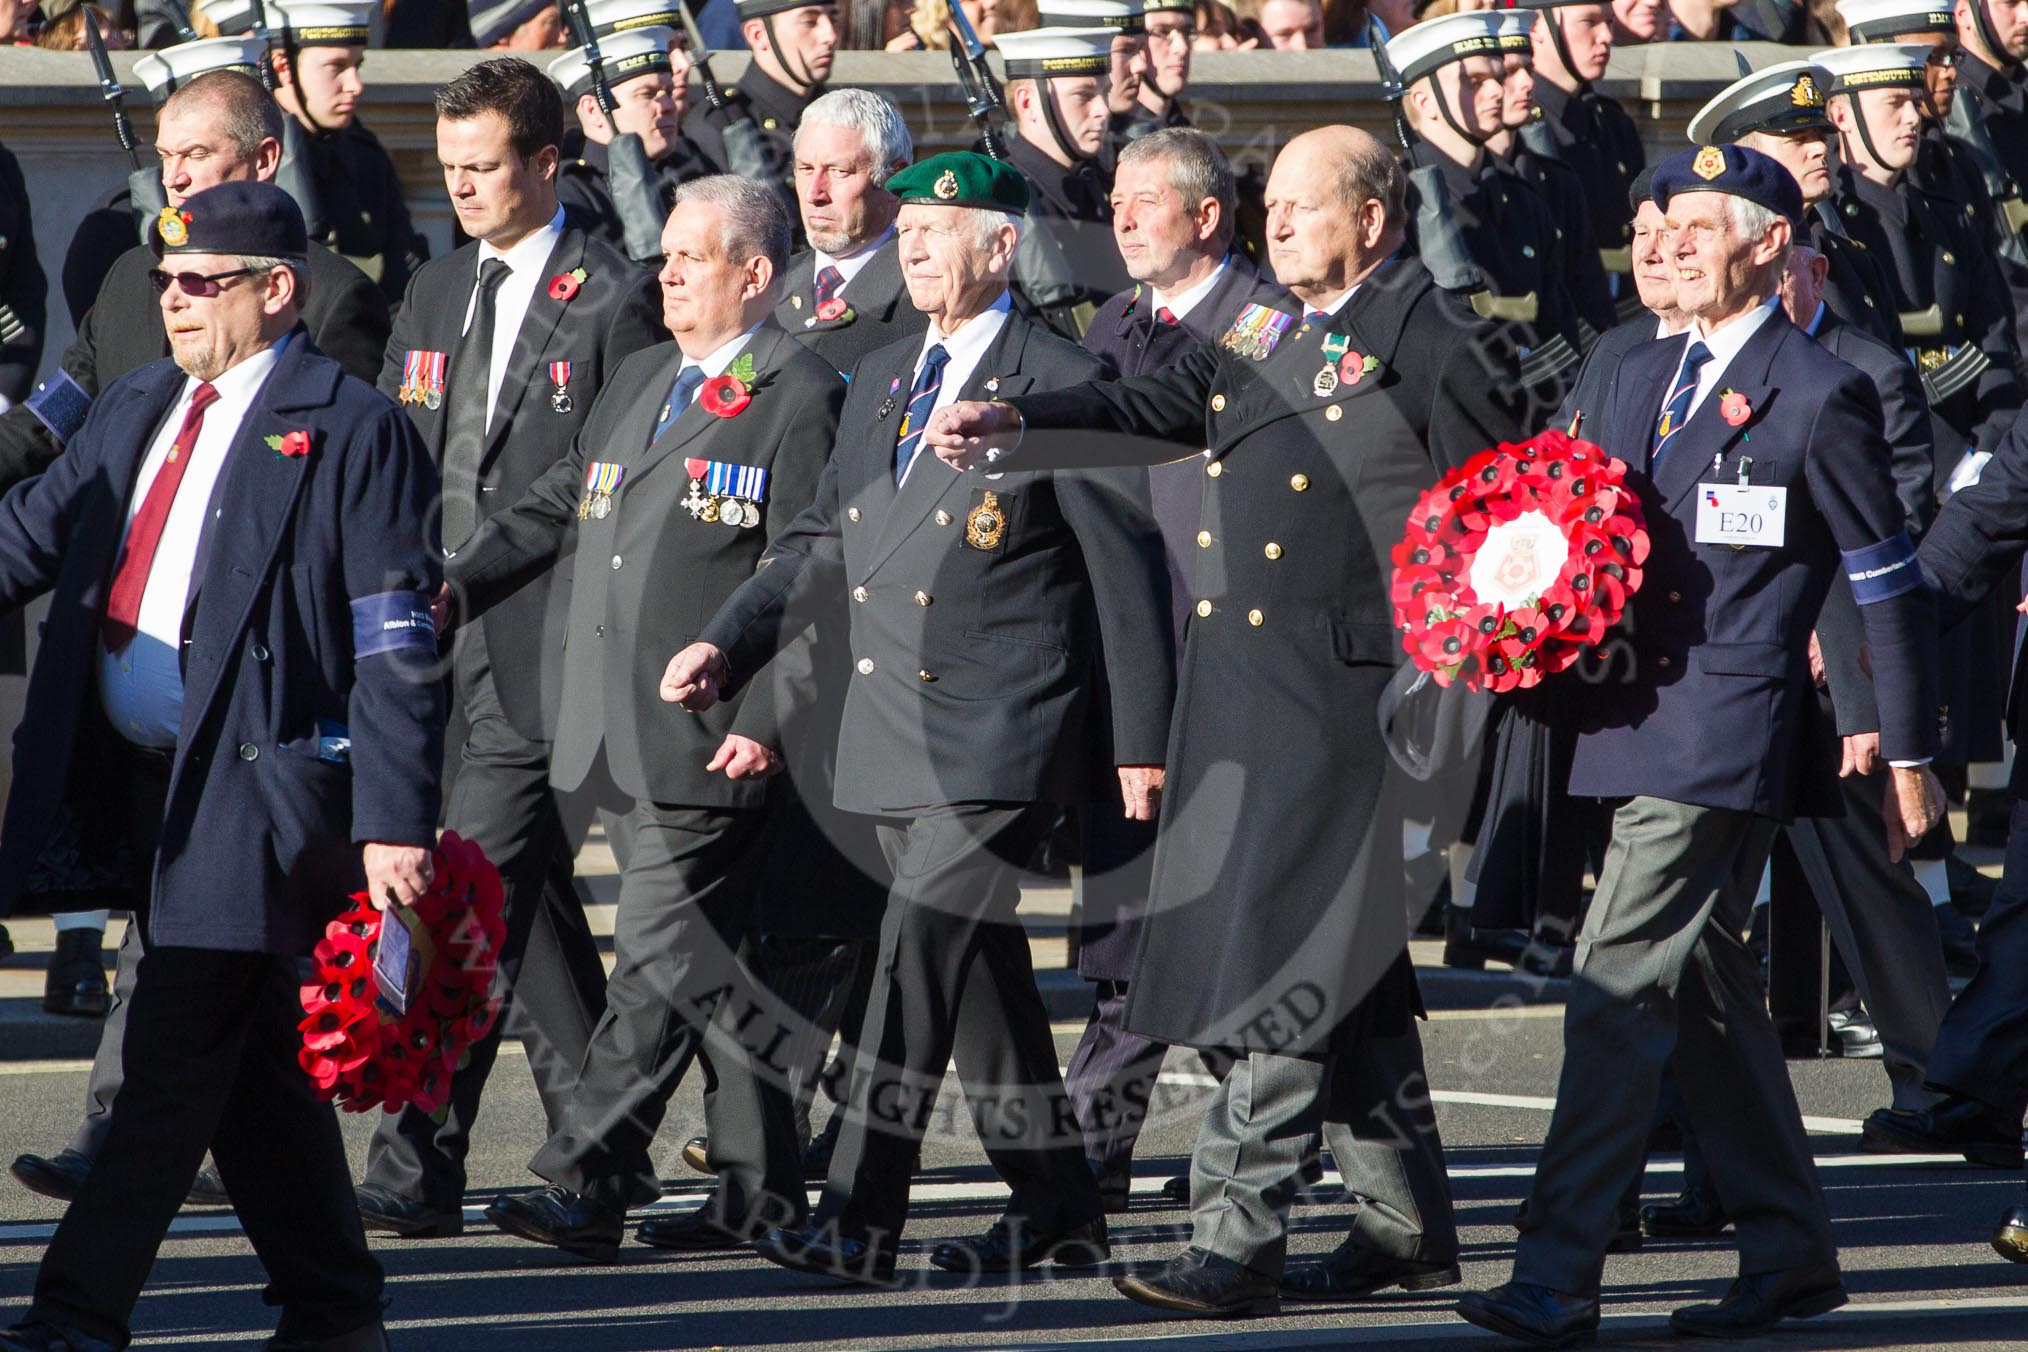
[238, 743, 259, 761]
[1196, 599, 1212, 617]
[1264, 542, 1282, 559]
[856, 658, 874, 674]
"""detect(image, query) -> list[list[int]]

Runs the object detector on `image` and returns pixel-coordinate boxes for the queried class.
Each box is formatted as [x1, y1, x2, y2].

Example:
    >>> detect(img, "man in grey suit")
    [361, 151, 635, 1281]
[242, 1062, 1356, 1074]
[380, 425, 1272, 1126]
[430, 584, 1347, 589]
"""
[663, 150, 1175, 1286]
[443, 174, 849, 1263]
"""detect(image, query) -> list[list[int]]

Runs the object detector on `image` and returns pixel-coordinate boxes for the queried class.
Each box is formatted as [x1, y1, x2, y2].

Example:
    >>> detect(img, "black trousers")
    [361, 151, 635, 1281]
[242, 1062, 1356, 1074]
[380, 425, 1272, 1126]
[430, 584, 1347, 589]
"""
[1926, 795, 2028, 1117]
[35, 945, 383, 1345]
[362, 629, 607, 1208]
[529, 800, 787, 1212]
[818, 802, 1101, 1244]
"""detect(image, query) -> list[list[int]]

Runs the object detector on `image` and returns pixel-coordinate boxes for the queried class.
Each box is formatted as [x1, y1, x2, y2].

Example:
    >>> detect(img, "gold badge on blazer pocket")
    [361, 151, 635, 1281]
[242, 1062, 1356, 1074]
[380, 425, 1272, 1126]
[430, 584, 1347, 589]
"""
[964, 489, 1008, 551]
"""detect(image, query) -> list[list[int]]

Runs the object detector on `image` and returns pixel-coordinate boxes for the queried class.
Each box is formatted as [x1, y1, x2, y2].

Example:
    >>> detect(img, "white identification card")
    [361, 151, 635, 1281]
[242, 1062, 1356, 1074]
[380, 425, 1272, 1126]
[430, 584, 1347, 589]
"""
[1695, 482, 1787, 548]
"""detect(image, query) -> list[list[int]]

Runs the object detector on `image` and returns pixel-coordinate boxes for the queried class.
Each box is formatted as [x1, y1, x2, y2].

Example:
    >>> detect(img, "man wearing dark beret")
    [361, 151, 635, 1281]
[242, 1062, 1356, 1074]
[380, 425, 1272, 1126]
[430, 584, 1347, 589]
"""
[1454, 143, 1945, 1347]
[663, 149, 1174, 1287]
[0, 178, 443, 1352]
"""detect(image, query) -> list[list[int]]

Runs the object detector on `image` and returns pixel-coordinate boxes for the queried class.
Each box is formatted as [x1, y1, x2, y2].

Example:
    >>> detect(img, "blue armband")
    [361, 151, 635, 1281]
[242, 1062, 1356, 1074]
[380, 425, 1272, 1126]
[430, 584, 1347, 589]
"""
[1843, 531, 1924, 605]
[351, 590, 435, 657]
[24, 371, 91, 445]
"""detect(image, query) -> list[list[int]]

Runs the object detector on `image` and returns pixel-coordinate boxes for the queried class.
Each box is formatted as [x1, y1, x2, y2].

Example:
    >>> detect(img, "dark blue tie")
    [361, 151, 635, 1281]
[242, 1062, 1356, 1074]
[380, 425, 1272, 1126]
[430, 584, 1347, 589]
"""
[894, 343, 949, 487]
[1652, 339, 1713, 463]
[650, 364, 705, 446]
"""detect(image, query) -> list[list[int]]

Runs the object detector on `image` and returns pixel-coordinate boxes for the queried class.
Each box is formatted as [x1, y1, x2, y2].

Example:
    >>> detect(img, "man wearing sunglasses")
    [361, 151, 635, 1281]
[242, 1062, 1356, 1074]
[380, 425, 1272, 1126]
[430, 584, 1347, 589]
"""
[0, 175, 442, 1352]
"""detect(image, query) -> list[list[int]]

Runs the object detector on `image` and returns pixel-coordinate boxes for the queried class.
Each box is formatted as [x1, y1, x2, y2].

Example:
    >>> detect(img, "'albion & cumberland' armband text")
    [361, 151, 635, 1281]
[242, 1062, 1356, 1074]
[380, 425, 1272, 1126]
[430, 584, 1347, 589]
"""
[1843, 531, 1924, 605]
[351, 590, 436, 658]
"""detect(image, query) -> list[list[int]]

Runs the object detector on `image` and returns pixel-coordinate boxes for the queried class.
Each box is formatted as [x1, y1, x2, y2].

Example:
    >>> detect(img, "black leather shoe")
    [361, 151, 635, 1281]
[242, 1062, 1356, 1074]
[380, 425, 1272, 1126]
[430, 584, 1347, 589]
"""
[1281, 1239, 1460, 1300]
[1642, 1184, 1730, 1239]
[1443, 908, 1532, 971]
[484, 1184, 623, 1262]
[1113, 1246, 1280, 1318]
[356, 1182, 463, 1237]
[1862, 1096, 2024, 1168]
[186, 1164, 229, 1207]
[637, 1203, 778, 1252]
[264, 1319, 392, 1351]
[1668, 1262, 1846, 1338]
[1161, 1173, 1189, 1205]
[0, 1322, 119, 1352]
[42, 929, 109, 1019]
[1091, 1163, 1131, 1215]
[1992, 1203, 2028, 1263]
[1455, 1283, 1601, 1348]
[680, 1135, 713, 1175]
[1781, 1008, 1883, 1060]
[930, 1215, 1109, 1273]
[752, 1224, 896, 1286]
[1936, 901, 1981, 980]
[10, 1149, 91, 1202]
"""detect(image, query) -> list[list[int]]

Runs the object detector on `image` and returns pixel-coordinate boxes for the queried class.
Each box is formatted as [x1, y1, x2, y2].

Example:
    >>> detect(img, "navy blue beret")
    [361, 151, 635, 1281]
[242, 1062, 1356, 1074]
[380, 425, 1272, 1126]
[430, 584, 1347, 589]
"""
[1650, 143, 1805, 230]
[152, 180, 309, 260]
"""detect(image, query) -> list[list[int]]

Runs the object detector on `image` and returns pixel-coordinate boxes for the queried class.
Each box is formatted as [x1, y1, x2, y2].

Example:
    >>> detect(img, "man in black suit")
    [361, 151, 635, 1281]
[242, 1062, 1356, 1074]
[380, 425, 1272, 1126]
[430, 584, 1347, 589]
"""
[773, 88, 926, 374]
[664, 150, 1174, 1286]
[0, 177, 442, 1352]
[932, 124, 1518, 1317]
[453, 174, 846, 1262]
[1069, 126, 1287, 1213]
[688, 0, 839, 222]
[6, 67, 395, 1210]
[350, 57, 664, 1240]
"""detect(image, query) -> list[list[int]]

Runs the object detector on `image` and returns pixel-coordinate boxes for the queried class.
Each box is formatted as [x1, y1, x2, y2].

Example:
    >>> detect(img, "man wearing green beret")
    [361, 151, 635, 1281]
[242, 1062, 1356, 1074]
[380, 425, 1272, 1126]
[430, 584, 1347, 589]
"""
[662, 149, 1175, 1287]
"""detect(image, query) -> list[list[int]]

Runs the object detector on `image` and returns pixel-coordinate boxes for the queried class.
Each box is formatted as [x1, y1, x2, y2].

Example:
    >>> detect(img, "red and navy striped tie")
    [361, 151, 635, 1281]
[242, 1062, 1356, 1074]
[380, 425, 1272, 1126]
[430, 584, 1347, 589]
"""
[1652, 339, 1712, 463]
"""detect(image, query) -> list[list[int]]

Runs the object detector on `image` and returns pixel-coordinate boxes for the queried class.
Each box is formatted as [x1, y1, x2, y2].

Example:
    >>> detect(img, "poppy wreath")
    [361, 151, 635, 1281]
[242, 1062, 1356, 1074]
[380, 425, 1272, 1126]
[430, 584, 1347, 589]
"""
[1390, 428, 1649, 693]
[296, 831, 507, 1115]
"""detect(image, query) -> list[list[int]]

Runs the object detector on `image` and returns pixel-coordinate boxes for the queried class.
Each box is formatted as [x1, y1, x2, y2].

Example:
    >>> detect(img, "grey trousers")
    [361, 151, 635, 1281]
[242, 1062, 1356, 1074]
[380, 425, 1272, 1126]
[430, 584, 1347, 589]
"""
[1514, 795, 1836, 1297]
[1190, 1023, 1457, 1277]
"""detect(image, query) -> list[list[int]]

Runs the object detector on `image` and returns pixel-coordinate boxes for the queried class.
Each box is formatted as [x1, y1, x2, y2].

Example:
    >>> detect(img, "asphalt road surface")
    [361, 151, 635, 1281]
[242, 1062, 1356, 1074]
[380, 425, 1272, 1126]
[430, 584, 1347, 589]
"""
[3, 992, 2026, 1350]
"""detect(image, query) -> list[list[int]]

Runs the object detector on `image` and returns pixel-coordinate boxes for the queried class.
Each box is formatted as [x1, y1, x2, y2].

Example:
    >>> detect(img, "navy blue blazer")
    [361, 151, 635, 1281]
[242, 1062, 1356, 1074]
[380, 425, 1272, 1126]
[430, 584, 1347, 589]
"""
[1566, 310, 1937, 818]
[0, 333, 445, 955]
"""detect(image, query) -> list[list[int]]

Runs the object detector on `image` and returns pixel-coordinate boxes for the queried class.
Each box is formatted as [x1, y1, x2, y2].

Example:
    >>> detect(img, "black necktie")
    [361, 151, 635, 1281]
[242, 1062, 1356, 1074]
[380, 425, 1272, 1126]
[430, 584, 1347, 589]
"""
[441, 257, 512, 551]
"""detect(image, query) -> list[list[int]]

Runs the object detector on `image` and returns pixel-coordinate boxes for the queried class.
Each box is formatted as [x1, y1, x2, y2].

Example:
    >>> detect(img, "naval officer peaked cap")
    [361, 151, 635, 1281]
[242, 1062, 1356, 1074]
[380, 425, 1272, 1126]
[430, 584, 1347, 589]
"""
[1686, 59, 1833, 144]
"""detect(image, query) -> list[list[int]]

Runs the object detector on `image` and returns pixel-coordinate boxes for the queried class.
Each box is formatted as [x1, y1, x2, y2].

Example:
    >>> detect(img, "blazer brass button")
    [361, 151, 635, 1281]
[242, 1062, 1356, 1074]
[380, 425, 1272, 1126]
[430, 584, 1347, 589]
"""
[1325, 405, 1342, 422]
[935, 510, 953, 525]
[848, 506, 861, 522]
[610, 555, 623, 570]
[1196, 599, 1212, 617]
[918, 669, 937, 682]
[1264, 542, 1282, 559]
[1211, 394, 1226, 411]
[1290, 474, 1309, 492]
[914, 591, 932, 606]
[1196, 530, 1212, 548]
[853, 586, 869, 602]
[238, 743, 259, 761]
[1248, 609, 1264, 626]
[856, 658, 874, 675]
[1206, 461, 1223, 478]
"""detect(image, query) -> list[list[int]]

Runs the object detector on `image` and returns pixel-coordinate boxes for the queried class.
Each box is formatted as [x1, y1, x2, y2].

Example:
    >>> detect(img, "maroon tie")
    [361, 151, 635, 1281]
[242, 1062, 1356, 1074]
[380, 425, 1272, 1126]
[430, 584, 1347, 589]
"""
[1156, 306, 1179, 325]
[103, 381, 220, 653]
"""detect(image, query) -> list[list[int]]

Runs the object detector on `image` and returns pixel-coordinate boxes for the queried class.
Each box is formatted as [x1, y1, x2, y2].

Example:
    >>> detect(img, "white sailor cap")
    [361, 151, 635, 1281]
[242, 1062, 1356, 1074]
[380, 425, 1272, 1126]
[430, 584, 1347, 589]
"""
[1685, 59, 1833, 143]
[1494, 7, 1537, 51]
[1384, 10, 1504, 89]
[1812, 42, 1930, 92]
[470, 0, 556, 45]
[995, 25, 1116, 78]
[1036, 0, 1144, 33]
[1836, 0, 1954, 41]
[584, 0, 687, 35]
[196, 0, 259, 35]
[266, 0, 374, 45]
[134, 35, 267, 100]
[547, 24, 677, 99]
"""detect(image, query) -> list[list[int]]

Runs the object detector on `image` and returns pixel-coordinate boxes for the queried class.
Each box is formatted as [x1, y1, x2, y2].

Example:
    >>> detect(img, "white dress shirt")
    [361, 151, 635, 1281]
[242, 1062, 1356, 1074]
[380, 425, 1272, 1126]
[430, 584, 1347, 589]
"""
[672, 320, 764, 388]
[815, 226, 895, 295]
[100, 335, 291, 748]
[896, 292, 1011, 487]
[1149, 256, 1231, 324]
[1665, 293, 1780, 425]
[464, 206, 566, 433]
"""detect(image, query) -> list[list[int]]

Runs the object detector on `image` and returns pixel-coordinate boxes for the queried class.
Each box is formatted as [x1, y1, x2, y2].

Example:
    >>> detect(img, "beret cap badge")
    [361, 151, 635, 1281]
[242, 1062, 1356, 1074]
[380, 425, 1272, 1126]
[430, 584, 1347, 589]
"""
[157, 206, 191, 248]
[933, 170, 960, 201]
[1692, 146, 1726, 181]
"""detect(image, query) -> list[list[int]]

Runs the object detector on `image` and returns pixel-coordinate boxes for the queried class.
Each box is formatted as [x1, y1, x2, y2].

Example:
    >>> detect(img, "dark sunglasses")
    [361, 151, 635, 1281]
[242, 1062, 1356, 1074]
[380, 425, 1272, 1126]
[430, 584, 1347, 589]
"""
[147, 266, 262, 298]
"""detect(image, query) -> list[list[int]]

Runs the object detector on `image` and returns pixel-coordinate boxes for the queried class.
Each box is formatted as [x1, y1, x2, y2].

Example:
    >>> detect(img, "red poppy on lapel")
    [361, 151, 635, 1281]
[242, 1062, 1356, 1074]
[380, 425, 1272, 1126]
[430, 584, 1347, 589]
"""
[701, 374, 751, 418]
[547, 266, 589, 302]
[1719, 388, 1752, 427]
[265, 429, 314, 459]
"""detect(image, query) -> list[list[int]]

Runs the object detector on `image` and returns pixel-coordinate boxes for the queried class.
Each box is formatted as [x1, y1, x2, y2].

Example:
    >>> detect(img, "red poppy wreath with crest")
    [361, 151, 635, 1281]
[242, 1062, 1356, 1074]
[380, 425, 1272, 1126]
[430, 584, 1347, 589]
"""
[297, 832, 507, 1115]
[1390, 429, 1650, 693]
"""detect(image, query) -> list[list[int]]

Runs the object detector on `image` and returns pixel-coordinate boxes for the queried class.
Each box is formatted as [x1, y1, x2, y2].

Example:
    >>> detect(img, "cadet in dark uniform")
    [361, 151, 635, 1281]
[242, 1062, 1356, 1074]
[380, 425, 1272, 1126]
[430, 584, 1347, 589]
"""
[5, 65, 392, 1208]
[268, 0, 431, 306]
[1950, 0, 2028, 358]
[667, 151, 1173, 1288]
[550, 26, 721, 262]
[1516, 0, 1646, 320]
[1118, 0, 1194, 141]
[1459, 145, 1944, 1349]
[1387, 12, 1586, 395]
[997, 25, 1137, 339]
[1035, 0, 1151, 170]
[687, 0, 839, 223]
[931, 125, 1525, 1316]
[0, 140, 45, 412]
[1067, 127, 1287, 1214]
[1688, 56, 1904, 347]
[772, 87, 925, 373]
